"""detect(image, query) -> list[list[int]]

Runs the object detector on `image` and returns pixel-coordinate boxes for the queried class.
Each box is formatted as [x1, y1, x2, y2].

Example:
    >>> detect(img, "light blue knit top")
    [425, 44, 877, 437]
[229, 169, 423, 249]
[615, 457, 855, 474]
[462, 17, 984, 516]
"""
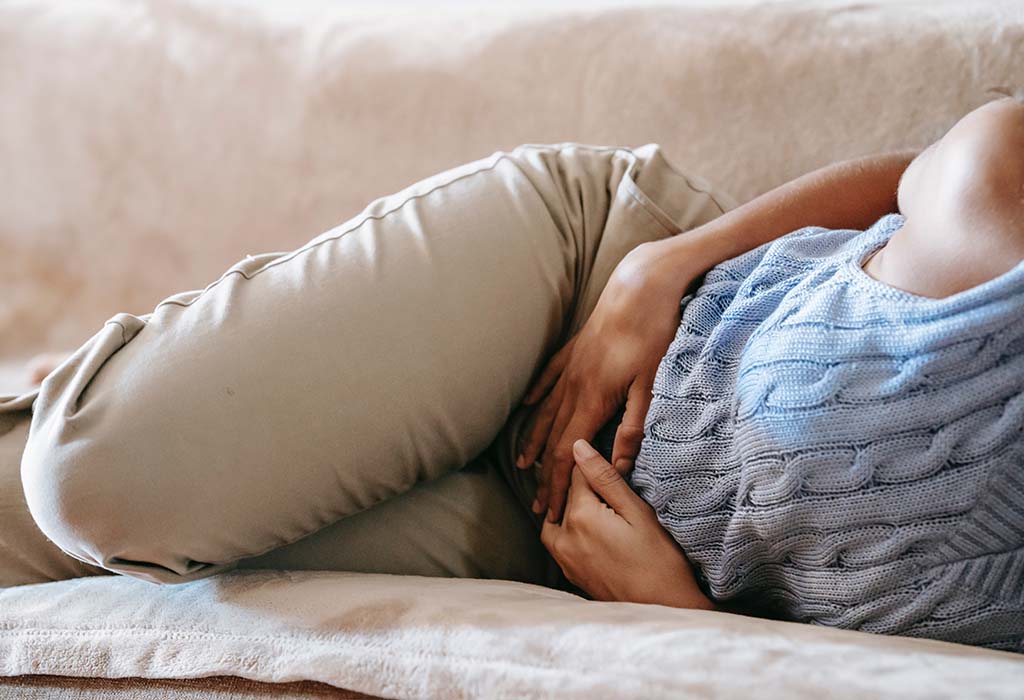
[625, 213, 1024, 651]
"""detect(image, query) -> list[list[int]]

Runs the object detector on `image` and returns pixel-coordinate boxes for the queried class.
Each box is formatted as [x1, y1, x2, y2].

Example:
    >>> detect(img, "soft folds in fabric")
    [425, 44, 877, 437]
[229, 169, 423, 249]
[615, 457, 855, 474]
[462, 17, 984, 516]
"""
[15, 142, 728, 585]
[632, 214, 1024, 650]
[4, 570, 1024, 700]
[0, 395, 107, 586]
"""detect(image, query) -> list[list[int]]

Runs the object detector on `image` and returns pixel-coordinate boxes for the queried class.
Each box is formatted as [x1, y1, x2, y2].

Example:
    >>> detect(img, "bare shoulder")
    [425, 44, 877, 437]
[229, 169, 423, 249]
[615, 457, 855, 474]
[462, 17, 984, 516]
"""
[882, 96, 1024, 298]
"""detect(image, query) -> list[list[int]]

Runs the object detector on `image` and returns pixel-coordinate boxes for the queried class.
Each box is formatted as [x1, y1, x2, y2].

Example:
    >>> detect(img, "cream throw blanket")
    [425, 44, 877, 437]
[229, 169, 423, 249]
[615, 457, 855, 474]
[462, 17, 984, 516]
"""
[2, 570, 1023, 699]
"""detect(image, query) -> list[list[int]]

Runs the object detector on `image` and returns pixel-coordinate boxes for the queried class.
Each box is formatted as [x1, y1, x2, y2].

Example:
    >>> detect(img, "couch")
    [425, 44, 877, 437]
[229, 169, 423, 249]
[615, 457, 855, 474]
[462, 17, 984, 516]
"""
[2, 0, 1023, 697]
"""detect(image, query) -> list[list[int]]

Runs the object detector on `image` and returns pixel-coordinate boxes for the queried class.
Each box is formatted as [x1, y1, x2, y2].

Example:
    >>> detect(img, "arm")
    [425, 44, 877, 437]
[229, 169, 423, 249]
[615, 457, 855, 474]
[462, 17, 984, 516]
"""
[519, 150, 918, 523]
[650, 150, 917, 298]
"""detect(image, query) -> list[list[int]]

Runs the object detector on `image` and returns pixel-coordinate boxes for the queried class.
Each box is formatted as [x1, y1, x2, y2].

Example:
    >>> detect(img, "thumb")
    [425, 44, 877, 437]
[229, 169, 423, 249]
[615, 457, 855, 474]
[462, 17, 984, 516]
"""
[572, 439, 641, 520]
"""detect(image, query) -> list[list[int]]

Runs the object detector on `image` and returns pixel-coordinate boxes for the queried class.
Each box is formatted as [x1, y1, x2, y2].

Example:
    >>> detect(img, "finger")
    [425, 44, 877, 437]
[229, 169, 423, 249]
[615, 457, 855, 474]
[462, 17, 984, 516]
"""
[539, 513, 560, 551]
[533, 481, 547, 516]
[545, 405, 609, 523]
[523, 335, 578, 405]
[516, 377, 567, 469]
[542, 385, 577, 473]
[536, 393, 577, 513]
[573, 438, 643, 522]
[610, 378, 653, 475]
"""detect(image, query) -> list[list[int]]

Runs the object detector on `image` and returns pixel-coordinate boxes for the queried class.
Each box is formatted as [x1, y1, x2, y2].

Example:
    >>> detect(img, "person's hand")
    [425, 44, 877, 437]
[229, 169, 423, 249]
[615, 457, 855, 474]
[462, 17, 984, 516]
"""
[540, 439, 715, 610]
[516, 238, 704, 522]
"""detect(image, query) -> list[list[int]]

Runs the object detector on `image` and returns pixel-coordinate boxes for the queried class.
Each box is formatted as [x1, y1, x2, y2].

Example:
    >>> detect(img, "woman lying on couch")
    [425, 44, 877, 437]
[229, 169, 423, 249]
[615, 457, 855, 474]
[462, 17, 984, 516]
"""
[6, 92, 1023, 652]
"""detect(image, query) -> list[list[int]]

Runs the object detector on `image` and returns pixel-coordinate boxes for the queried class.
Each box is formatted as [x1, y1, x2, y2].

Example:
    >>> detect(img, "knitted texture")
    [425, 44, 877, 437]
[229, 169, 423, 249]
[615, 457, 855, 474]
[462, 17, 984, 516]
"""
[627, 214, 1024, 651]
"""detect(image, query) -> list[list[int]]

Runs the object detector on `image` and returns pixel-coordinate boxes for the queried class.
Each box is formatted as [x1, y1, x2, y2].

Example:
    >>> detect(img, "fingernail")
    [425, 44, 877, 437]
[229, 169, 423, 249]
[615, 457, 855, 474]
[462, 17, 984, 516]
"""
[516, 454, 525, 468]
[531, 498, 542, 513]
[546, 508, 558, 523]
[573, 439, 597, 457]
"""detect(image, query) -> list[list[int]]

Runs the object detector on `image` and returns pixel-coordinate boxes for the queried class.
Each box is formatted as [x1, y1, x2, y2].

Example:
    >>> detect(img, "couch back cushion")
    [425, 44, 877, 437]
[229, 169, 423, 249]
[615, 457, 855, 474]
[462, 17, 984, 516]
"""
[2, 0, 1022, 362]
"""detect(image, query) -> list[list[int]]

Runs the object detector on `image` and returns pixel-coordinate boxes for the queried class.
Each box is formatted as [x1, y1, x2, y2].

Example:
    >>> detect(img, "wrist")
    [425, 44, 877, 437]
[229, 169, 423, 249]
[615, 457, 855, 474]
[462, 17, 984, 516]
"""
[644, 222, 727, 295]
[654, 582, 718, 611]
[625, 564, 718, 611]
[629, 582, 717, 611]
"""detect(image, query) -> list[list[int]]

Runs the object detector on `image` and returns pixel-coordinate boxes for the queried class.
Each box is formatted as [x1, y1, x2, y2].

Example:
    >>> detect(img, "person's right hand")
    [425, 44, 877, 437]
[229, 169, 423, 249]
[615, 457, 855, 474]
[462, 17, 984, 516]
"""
[515, 237, 706, 523]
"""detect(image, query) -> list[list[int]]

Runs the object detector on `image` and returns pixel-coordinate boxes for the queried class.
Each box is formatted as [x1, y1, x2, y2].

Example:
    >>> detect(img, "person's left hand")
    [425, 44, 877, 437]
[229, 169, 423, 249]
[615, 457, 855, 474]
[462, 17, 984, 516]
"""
[540, 438, 716, 610]
[515, 239, 705, 524]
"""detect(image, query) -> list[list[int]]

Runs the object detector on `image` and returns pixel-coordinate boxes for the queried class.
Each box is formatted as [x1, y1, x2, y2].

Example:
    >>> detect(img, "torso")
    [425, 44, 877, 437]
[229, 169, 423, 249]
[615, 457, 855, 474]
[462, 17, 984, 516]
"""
[620, 213, 1024, 641]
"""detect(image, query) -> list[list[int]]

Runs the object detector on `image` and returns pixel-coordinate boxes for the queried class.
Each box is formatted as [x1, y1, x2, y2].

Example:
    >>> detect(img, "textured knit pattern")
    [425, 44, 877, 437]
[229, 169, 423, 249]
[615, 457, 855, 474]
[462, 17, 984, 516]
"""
[627, 214, 1024, 651]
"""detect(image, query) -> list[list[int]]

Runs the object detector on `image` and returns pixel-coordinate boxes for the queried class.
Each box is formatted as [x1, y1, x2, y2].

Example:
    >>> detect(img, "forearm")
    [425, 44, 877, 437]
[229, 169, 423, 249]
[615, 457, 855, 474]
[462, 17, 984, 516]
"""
[655, 150, 917, 294]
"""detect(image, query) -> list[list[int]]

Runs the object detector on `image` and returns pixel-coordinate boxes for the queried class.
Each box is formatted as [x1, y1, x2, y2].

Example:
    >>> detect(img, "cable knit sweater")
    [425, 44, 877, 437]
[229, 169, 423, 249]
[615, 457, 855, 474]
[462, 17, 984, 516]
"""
[610, 213, 1024, 651]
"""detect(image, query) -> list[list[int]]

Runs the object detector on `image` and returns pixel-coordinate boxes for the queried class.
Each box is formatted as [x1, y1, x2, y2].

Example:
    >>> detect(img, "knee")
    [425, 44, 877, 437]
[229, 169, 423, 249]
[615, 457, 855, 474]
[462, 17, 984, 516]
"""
[19, 315, 166, 576]
[20, 422, 211, 585]
[20, 417, 128, 571]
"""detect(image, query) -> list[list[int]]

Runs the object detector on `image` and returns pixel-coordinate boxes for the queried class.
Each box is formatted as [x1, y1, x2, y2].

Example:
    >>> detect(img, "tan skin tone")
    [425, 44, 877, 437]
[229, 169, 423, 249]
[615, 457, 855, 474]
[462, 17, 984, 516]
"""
[516, 151, 913, 526]
[863, 97, 1024, 298]
[526, 96, 1024, 609]
[26, 98, 1024, 608]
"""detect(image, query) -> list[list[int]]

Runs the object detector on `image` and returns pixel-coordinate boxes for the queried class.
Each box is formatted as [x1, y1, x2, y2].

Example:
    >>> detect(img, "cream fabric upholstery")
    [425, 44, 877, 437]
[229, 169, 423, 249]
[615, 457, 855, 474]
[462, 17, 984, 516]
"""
[2, 1, 1023, 697]
[3, 0, 1022, 377]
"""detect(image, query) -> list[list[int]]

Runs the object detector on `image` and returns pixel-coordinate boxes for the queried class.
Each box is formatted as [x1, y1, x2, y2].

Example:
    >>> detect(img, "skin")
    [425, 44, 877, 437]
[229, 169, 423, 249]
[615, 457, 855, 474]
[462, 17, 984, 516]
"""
[20, 148, 919, 613]
[522, 98, 1024, 528]
[540, 439, 716, 610]
[517, 151, 916, 523]
[863, 96, 1024, 298]
[25, 98, 1024, 609]
[531, 96, 1024, 608]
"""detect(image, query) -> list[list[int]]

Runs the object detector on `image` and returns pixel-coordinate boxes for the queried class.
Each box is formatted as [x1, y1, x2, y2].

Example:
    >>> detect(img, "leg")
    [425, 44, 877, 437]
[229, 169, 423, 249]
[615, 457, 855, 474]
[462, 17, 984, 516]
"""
[0, 394, 108, 586]
[5, 380, 558, 586]
[235, 447, 560, 587]
[19, 143, 731, 584]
